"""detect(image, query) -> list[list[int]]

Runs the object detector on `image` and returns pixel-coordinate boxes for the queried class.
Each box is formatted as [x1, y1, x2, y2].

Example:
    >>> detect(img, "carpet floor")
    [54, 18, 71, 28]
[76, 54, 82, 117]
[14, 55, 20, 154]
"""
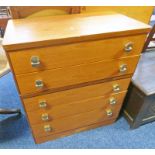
[0, 73, 155, 149]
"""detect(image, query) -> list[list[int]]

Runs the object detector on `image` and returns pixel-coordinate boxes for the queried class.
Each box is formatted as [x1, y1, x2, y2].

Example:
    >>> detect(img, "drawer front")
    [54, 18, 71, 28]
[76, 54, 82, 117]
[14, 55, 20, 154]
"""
[26, 91, 126, 125]
[9, 34, 146, 75]
[23, 78, 130, 112]
[31, 106, 121, 138]
[16, 56, 138, 95]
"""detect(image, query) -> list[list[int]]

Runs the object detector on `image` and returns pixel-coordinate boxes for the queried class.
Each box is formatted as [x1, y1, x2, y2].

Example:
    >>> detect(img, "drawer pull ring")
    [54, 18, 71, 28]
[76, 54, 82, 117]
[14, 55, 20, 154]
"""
[109, 97, 117, 105]
[113, 84, 120, 92]
[35, 80, 44, 89]
[39, 100, 47, 108]
[44, 125, 52, 132]
[124, 42, 133, 52]
[41, 113, 49, 121]
[31, 56, 40, 67]
[106, 109, 113, 117]
[119, 64, 127, 73]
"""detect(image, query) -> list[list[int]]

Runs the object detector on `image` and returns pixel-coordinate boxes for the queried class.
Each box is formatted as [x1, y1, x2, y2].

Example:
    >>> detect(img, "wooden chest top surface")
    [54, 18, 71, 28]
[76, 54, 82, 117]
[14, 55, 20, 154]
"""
[3, 13, 150, 51]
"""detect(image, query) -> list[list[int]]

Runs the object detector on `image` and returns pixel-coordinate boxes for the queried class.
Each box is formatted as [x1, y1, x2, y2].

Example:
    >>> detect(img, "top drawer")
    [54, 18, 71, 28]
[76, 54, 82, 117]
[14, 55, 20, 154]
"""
[8, 34, 146, 75]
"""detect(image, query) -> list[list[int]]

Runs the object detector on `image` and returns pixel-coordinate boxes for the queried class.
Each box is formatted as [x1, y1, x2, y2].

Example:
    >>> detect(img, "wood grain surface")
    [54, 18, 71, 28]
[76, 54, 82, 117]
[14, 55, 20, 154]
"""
[34, 118, 116, 144]
[26, 91, 126, 125]
[81, 6, 154, 24]
[3, 13, 150, 51]
[23, 79, 130, 112]
[2, 12, 150, 143]
[15, 56, 139, 95]
[23, 78, 130, 112]
[8, 34, 146, 75]
[31, 107, 121, 138]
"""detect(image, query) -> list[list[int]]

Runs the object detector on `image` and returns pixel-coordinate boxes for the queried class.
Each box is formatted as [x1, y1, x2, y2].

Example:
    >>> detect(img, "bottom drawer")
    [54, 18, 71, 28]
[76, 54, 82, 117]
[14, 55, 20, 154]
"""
[35, 118, 116, 144]
[31, 105, 122, 138]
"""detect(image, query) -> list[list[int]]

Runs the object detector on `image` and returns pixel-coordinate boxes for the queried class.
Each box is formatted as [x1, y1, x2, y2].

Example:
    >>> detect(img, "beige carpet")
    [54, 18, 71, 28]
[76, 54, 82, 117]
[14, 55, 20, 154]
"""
[0, 38, 10, 77]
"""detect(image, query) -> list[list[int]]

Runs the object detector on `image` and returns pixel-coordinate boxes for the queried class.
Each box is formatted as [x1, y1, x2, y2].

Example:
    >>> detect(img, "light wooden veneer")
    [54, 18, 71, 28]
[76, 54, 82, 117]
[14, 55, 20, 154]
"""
[3, 12, 150, 143]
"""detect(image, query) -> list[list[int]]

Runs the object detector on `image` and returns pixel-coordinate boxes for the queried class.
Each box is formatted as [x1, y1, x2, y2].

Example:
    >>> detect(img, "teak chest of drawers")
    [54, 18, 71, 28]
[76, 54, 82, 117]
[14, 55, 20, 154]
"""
[2, 13, 150, 143]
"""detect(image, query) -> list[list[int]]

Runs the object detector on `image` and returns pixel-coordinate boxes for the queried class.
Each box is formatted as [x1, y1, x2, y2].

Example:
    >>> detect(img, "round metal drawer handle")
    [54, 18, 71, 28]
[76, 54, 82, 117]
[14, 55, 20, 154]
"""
[31, 56, 40, 67]
[44, 125, 52, 132]
[113, 84, 120, 92]
[35, 80, 44, 89]
[106, 109, 113, 117]
[41, 113, 49, 121]
[124, 42, 133, 52]
[39, 100, 47, 108]
[119, 64, 127, 73]
[109, 97, 117, 105]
